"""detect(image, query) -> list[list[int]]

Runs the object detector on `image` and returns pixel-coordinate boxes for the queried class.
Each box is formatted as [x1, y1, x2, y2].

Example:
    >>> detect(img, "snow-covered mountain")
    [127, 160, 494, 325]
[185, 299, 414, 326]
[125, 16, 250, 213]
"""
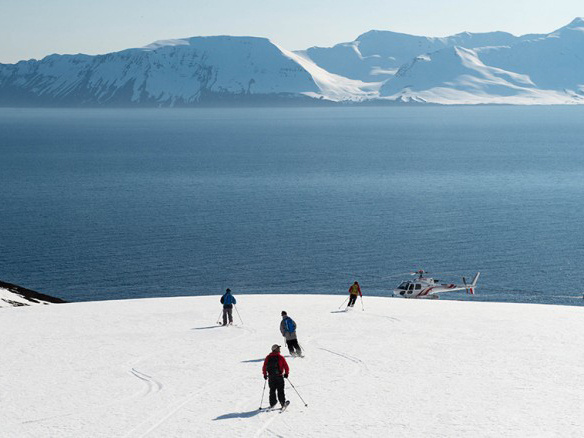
[0, 36, 374, 106]
[2, 294, 583, 436]
[379, 19, 584, 104]
[300, 29, 542, 83]
[2, 19, 584, 105]
[0, 280, 65, 308]
[378, 46, 582, 104]
[477, 18, 584, 91]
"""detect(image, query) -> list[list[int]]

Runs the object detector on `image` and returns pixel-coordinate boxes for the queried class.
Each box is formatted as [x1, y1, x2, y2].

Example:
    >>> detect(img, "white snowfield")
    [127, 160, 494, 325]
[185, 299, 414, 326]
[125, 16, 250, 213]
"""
[2, 295, 583, 437]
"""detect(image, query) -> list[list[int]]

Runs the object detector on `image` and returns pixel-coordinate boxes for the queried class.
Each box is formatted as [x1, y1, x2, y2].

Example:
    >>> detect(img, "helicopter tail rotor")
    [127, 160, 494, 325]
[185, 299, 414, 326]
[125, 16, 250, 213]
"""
[462, 276, 470, 294]
[462, 272, 480, 294]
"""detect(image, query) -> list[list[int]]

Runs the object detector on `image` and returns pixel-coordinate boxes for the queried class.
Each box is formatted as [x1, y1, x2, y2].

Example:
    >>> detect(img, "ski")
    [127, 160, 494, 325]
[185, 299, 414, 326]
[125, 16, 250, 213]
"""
[259, 406, 280, 412]
[280, 400, 290, 413]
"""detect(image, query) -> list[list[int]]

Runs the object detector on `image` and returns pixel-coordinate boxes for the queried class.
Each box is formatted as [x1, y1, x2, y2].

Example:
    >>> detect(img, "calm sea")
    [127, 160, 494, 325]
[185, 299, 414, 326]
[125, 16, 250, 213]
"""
[1, 107, 583, 306]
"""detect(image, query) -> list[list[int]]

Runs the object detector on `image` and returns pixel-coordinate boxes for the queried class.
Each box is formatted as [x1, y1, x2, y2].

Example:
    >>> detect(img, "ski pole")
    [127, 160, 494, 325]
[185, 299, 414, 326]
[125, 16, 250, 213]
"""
[360, 295, 365, 311]
[217, 309, 223, 325]
[234, 305, 243, 325]
[338, 297, 349, 309]
[286, 377, 308, 407]
[259, 379, 267, 410]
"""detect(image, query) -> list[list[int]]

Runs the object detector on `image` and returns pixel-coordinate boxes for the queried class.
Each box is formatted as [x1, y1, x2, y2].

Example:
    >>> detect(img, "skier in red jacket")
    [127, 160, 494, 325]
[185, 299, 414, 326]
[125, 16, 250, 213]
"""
[262, 344, 290, 409]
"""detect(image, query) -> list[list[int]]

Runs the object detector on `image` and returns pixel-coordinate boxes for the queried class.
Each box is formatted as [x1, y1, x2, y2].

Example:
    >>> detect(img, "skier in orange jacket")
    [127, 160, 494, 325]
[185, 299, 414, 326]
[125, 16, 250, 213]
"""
[348, 281, 362, 307]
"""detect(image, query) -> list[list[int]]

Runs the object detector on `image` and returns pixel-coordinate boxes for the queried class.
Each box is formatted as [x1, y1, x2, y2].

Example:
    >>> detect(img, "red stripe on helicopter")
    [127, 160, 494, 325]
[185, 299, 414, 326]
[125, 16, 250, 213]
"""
[421, 287, 433, 296]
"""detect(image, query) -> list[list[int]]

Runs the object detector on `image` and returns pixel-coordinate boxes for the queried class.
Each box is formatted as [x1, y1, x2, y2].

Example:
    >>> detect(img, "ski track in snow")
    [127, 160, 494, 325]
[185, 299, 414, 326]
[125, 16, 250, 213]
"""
[20, 346, 178, 433]
[254, 413, 282, 438]
[123, 322, 256, 438]
[20, 365, 165, 427]
[316, 342, 369, 385]
[318, 347, 362, 364]
[128, 389, 208, 438]
[129, 368, 163, 396]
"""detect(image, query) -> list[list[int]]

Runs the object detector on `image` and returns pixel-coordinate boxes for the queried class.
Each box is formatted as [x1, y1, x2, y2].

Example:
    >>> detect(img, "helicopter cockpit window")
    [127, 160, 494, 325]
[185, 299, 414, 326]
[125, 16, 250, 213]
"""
[408, 284, 414, 291]
[415, 284, 422, 290]
[398, 282, 409, 289]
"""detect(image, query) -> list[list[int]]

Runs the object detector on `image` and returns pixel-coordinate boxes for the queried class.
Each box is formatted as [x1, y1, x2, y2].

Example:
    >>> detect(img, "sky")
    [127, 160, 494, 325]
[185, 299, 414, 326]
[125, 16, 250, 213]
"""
[1, 0, 583, 63]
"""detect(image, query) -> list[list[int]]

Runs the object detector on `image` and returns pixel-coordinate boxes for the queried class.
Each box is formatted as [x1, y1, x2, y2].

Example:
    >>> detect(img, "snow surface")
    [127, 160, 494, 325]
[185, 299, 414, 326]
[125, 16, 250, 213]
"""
[0, 286, 51, 308]
[284, 48, 380, 101]
[379, 47, 583, 105]
[477, 19, 584, 91]
[2, 294, 583, 437]
[301, 29, 543, 83]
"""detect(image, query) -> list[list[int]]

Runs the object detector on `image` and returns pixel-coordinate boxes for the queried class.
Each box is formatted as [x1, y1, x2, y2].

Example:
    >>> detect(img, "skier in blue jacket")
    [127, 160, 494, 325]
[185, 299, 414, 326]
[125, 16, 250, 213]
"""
[220, 288, 237, 326]
[280, 311, 302, 357]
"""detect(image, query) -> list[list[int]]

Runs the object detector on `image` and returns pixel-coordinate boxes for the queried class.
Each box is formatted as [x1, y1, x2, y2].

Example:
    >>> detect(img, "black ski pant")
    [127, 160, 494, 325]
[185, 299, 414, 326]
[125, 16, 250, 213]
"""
[268, 375, 286, 407]
[348, 294, 358, 307]
[286, 339, 302, 356]
[222, 306, 233, 325]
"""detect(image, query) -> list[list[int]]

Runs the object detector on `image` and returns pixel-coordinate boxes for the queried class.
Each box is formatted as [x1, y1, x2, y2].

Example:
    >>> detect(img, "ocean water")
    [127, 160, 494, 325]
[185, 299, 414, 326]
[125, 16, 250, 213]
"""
[1, 106, 583, 306]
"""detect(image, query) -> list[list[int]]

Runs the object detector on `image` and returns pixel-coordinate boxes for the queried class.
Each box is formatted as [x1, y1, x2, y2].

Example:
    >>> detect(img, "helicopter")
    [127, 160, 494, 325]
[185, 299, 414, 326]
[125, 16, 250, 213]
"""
[393, 270, 480, 299]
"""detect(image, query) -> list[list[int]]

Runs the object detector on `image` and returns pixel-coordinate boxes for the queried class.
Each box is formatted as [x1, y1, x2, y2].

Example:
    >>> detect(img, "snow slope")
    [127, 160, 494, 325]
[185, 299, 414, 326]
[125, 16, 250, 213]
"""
[301, 29, 542, 83]
[2, 294, 583, 437]
[0, 286, 51, 307]
[378, 19, 584, 104]
[0, 280, 65, 308]
[379, 47, 581, 104]
[477, 18, 584, 92]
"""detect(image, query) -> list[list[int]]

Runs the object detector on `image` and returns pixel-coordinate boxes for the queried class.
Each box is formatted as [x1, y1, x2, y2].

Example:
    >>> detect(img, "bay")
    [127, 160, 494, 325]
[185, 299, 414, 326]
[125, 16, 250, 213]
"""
[1, 106, 583, 306]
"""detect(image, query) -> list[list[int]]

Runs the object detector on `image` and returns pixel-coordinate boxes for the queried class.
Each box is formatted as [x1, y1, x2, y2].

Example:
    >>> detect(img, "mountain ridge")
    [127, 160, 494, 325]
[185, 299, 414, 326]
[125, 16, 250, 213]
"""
[1, 18, 584, 106]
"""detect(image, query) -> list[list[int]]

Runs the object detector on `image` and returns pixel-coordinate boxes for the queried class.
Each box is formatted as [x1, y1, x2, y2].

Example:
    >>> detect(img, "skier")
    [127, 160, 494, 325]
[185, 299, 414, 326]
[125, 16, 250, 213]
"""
[280, 311, 302, 357]
[262, 344, 290, 409]
[347, 281, 362, 307]
[220, 288, 236, 326]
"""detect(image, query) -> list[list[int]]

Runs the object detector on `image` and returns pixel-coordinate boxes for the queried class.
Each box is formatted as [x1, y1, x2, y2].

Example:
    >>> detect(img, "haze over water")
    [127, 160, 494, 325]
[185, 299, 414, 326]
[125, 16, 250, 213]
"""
[1, 107, 583, 306]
